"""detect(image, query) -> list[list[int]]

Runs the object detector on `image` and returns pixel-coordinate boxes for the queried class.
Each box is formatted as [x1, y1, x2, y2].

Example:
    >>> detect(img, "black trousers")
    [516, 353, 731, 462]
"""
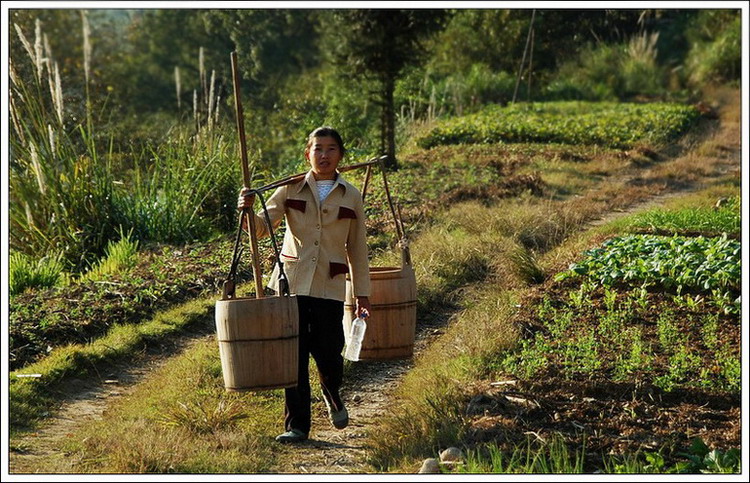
[284, 295, 345, 434]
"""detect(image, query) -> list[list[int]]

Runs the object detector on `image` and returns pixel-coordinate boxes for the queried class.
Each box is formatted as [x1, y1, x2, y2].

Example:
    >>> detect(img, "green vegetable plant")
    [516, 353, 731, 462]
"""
[417, 101, 700, 150]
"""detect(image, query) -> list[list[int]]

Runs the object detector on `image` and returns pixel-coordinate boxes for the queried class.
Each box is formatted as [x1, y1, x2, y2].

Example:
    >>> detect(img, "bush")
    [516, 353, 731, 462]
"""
[395, 64, 516, 121]
[684, 11, 741, 86]
[544, 32, 668, 100]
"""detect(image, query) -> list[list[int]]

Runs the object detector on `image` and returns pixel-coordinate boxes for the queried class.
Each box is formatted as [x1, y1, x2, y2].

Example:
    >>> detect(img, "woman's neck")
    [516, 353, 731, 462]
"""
[312, 170, 337, 181]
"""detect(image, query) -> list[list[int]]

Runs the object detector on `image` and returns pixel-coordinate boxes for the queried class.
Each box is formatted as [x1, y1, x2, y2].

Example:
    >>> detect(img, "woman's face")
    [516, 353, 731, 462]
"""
[306, 136, 343, 180]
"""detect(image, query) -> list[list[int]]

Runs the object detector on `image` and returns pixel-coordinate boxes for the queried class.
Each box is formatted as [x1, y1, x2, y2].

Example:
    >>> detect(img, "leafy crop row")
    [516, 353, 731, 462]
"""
[556, 234, 740, 299]
[417, 101, 700, 149]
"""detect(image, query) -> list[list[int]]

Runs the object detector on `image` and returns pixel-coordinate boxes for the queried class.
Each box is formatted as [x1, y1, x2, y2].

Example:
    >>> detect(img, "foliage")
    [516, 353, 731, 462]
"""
[417, 101, 700, 149]
[202, 10, 317, 109]
[103, 10, 235, 116]
[10, 251, 69, 295]
[328, 9, 448, 168]
[606, 438, 741, 474]
[684, 10, 742, 87]
[626, 196, 740, 235]
[426, 10, 645, 77]
[396, 64, 516, 120]
[555, 234, 741, 296]
[546, 32, 668, 101]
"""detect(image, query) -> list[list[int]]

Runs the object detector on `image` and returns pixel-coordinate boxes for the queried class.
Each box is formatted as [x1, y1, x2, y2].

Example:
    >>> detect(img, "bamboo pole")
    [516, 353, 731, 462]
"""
[231, 51, 264, 299]
[254, 156, 386, 195]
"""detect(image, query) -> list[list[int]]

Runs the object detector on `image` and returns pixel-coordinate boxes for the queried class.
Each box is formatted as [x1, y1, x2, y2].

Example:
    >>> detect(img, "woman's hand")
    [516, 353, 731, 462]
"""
[237, 188, 255, 231]
[237, 187, 255, 211]
[355, 296, 371, 319]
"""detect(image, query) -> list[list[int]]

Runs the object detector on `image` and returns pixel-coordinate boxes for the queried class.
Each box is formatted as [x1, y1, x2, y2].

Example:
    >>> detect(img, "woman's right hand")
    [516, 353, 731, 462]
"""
[237, 188, 255, 212]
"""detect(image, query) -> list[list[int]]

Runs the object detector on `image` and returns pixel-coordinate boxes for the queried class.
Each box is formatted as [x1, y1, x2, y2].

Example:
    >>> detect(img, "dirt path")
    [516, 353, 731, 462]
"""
[270, 312, 451, 474]
[9, 329, 215, 474]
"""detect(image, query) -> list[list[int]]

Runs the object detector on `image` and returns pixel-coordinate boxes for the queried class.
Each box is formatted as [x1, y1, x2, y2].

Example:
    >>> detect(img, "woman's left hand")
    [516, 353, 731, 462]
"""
[355, 296, 371, 319]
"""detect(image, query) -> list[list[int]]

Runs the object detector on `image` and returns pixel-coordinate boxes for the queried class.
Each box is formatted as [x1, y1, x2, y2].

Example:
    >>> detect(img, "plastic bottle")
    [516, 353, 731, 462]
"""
[344, 316, 367, 361]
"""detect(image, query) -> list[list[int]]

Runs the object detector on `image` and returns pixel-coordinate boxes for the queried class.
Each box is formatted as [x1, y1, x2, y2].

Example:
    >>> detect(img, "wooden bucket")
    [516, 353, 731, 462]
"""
[215, 294, 299, 391]
[343, 263, 417, 359]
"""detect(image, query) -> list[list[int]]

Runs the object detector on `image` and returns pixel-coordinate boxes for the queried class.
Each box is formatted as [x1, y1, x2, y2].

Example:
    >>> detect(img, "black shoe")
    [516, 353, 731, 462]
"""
[275, 428, 308, 443]
[324, 397, 349, 429]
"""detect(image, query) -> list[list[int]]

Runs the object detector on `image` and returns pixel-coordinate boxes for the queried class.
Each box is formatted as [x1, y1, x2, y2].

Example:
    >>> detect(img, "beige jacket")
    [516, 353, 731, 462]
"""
[251, 170, 370, 302]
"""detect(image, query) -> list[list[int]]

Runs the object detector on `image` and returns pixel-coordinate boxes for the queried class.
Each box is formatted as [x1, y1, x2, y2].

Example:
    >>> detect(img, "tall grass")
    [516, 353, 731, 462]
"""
[79, 227, 140, 282]
[10, 20, 242, 272]
[118, 128, 240, 243]
[10, 23, 120, 269]
[684, 10, 741, 87]
[9, 251, 69, 295]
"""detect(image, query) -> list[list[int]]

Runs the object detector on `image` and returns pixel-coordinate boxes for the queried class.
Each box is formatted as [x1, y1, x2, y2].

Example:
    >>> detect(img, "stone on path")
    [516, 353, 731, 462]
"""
[418, 458, 441, 474]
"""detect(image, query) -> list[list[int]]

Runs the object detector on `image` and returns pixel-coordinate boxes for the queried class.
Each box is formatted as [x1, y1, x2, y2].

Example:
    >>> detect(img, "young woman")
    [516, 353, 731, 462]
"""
[237, 126, 371, 443]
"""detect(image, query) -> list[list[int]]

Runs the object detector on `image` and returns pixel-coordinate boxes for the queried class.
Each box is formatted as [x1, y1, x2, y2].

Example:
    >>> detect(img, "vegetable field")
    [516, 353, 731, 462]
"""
[417, 102, 701, 149]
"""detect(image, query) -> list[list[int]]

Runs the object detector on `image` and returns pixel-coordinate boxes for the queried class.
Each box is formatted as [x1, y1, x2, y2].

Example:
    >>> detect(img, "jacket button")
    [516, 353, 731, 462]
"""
[322, 208, 328, 214]
[316, 224, 320, 230]
[312, 257, 317, 262]
[314, 240, 319, 246]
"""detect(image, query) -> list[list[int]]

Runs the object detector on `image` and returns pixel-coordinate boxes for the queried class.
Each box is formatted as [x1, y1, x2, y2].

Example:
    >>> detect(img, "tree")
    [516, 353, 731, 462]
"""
[329, 9, 446, 169]
[204, 10, 320, 109]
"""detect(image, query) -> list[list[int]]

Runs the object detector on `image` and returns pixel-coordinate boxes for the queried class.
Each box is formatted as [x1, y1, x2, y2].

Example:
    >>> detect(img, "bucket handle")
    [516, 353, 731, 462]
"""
[362, 159, 411, 268]
[223, 189, 290, 300]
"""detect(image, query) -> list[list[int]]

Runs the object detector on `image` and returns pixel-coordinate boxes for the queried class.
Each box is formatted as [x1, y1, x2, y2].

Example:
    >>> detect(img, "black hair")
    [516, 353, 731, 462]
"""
[306, 126, 346, 157]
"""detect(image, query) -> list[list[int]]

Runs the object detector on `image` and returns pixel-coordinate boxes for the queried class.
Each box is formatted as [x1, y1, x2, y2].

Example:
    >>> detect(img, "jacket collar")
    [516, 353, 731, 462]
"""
[295, 170, 348, 196]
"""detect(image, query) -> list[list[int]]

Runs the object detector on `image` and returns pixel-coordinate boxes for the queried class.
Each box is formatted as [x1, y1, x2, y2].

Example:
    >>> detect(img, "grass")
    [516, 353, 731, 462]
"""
[10, 20, 245, 272]
[9, 251, 69, 295]
[79, 228, 140, 282]
[62, 338, 280, 473]
[456, 434, 586, 473]
[9, 296, 215, 432]
[625, 195, 740, 236]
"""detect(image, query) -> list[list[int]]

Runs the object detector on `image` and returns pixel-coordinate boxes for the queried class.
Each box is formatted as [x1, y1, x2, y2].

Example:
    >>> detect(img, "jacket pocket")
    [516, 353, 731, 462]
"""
[329, 261, 349, 278]
[337, 206, 357, 219]
[285, 198, 307, 213]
